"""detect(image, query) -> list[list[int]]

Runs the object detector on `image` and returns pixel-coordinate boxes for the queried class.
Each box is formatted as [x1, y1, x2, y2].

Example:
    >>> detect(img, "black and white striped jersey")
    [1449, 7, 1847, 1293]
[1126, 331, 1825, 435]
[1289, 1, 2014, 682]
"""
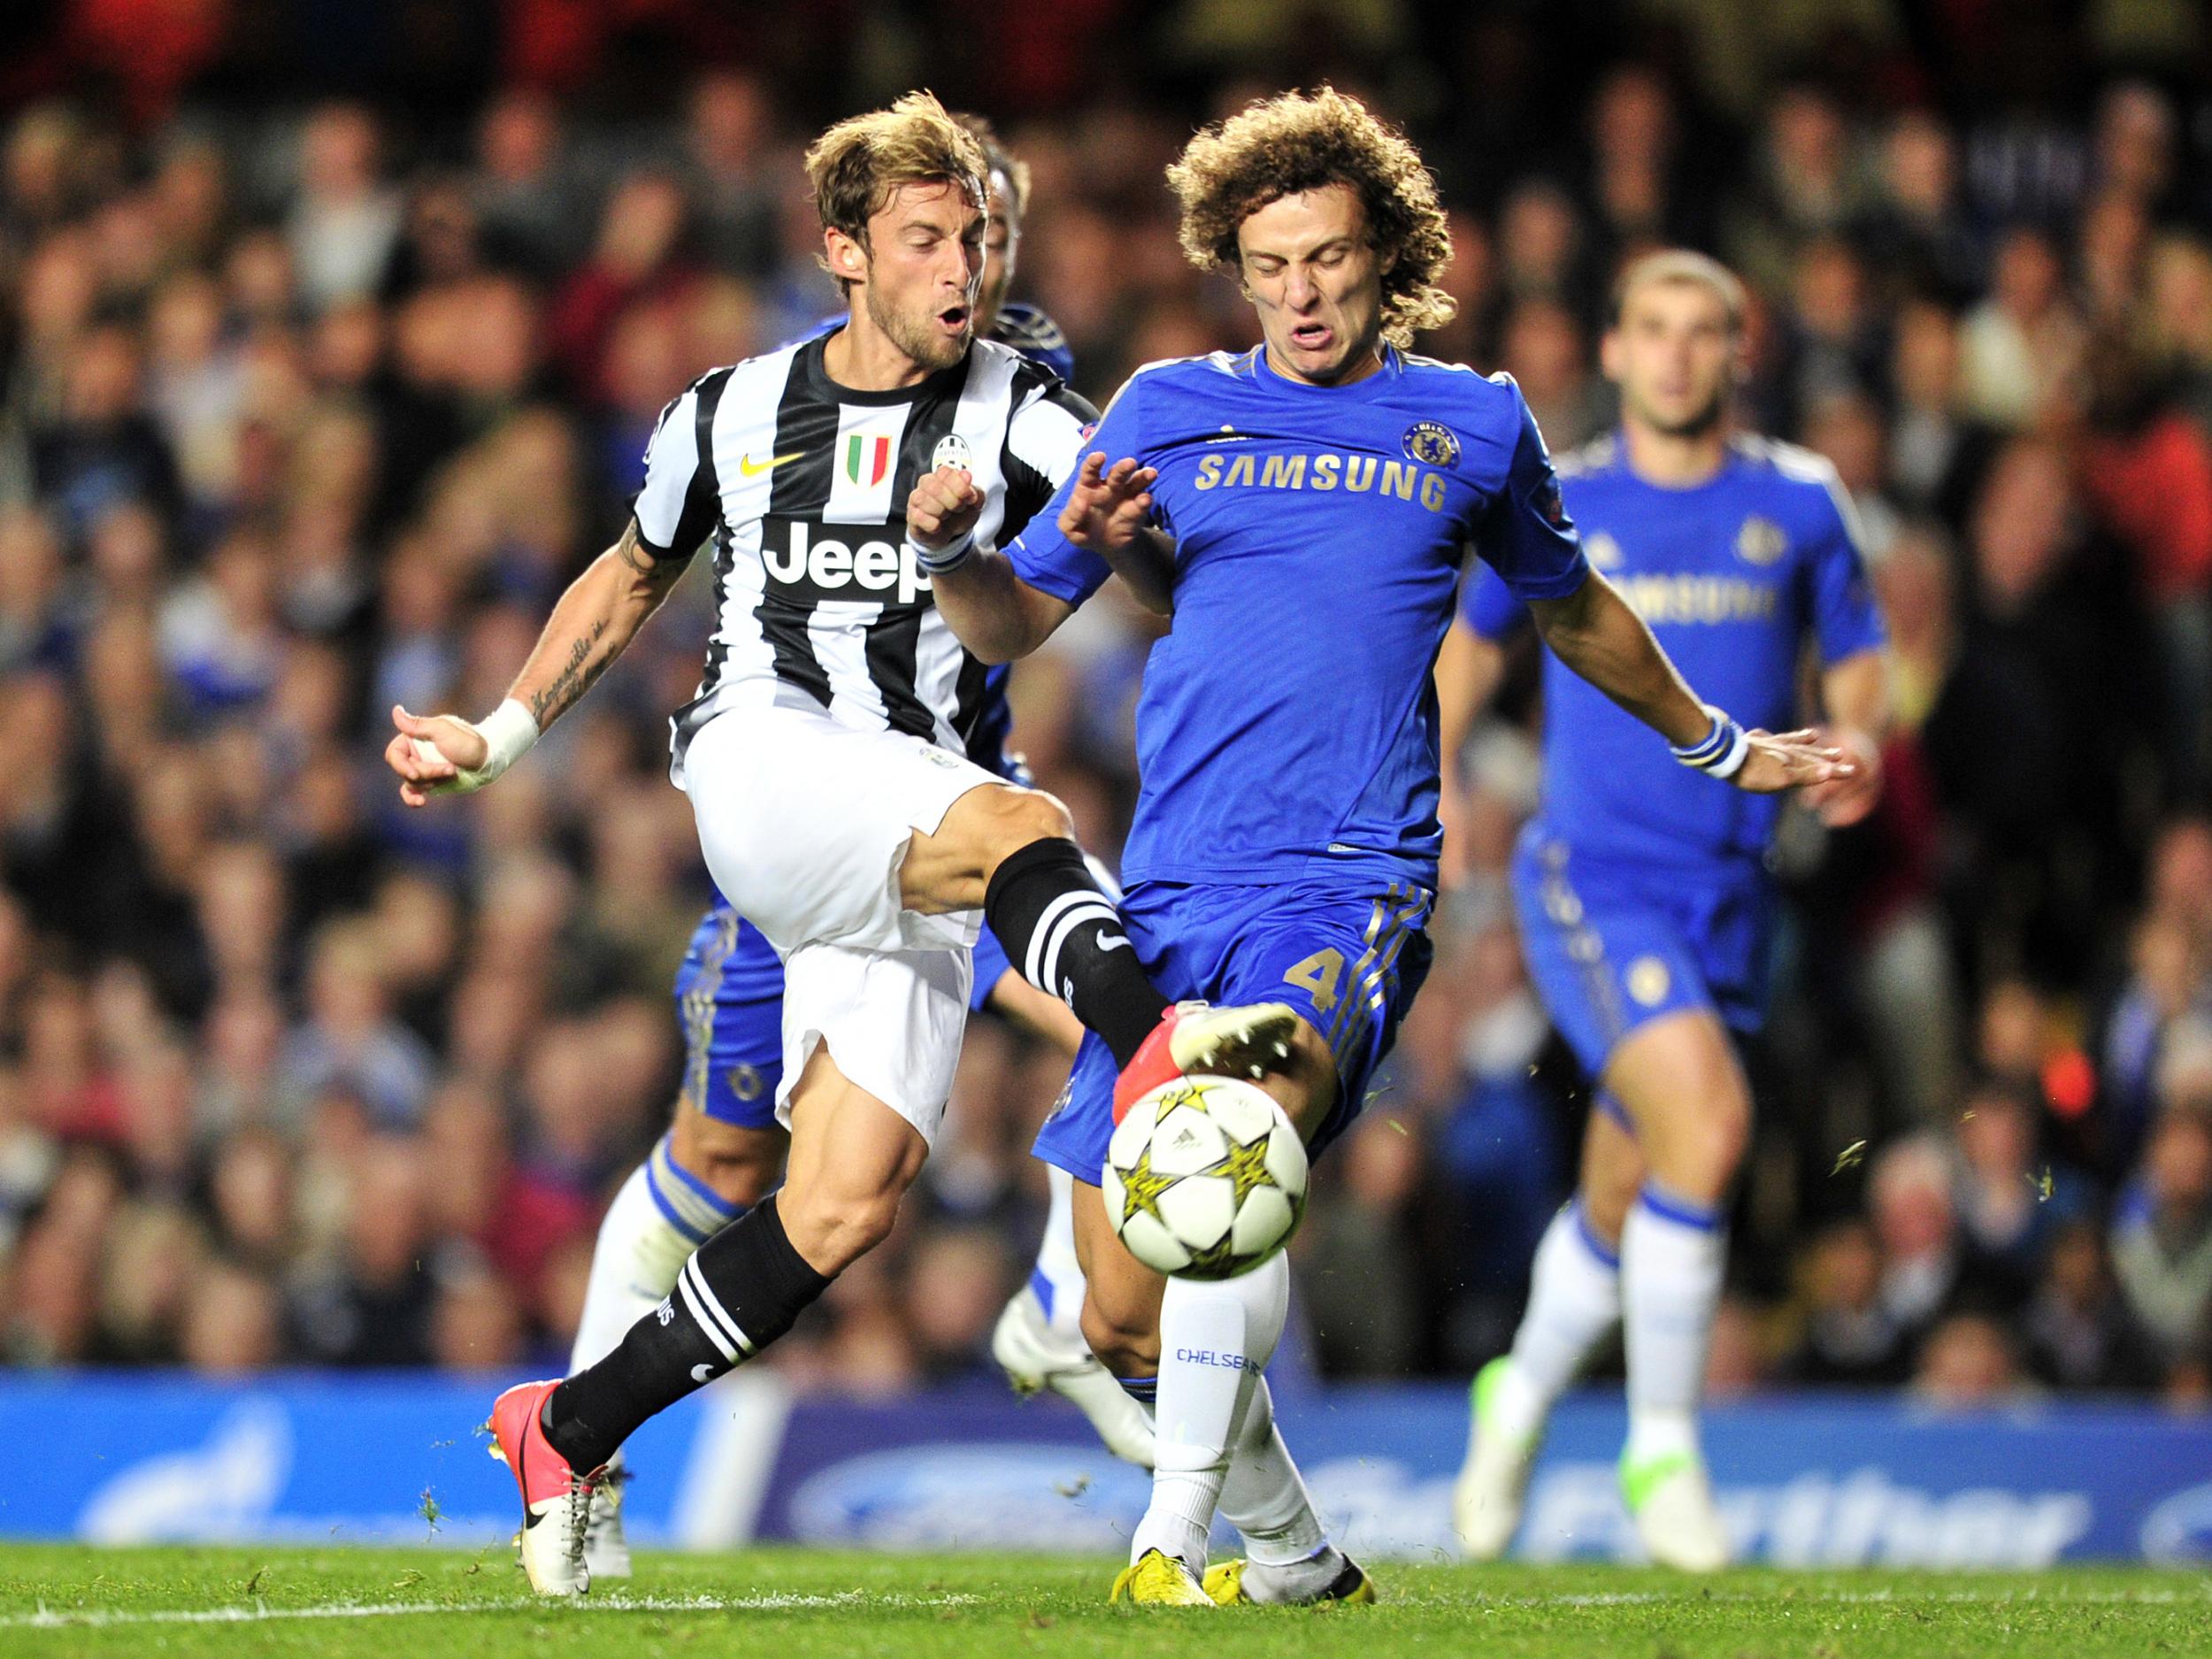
[633, 333, 1095, 783]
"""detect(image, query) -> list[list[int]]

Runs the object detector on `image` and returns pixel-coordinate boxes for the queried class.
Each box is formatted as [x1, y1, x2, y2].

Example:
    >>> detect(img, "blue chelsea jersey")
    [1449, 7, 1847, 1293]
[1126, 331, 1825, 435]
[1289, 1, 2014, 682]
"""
[1010, 345, 1591, 889]
[1462, 432, 1887, 875]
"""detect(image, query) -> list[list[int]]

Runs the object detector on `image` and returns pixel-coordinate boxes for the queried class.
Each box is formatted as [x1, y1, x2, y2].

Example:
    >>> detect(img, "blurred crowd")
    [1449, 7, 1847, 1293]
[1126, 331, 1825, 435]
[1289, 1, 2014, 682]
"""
[1, 1, 2210, 1412]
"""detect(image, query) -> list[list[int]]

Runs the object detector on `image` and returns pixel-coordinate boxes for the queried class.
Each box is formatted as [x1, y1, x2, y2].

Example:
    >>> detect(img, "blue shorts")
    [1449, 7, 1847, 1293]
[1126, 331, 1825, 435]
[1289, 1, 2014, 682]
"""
[1032, 876, 1433, 1185]
[1509, 827, 1773, 1095]
[676, 904, 1012, 1130]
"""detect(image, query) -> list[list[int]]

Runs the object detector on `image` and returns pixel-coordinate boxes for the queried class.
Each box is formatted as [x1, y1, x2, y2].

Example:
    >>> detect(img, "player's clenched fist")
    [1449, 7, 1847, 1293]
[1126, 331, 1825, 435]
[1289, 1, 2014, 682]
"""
[1058, 452, 1159, 554]
[383, 700, 541, 806]
[906, 464, 983, 550]
[384, 704, 488, 806]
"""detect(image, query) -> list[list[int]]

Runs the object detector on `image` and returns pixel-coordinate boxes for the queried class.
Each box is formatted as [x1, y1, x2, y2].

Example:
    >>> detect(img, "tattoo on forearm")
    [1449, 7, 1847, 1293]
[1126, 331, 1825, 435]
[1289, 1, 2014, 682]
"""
[528, 618, 611, 726]
[614, 520, 652, 578]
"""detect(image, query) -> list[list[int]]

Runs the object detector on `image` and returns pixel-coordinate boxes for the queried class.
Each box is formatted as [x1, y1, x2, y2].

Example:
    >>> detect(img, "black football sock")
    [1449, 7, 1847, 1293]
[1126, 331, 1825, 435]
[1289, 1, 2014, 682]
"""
[544, 1195, 830, 1472]
[983, 837, 1170, 1067]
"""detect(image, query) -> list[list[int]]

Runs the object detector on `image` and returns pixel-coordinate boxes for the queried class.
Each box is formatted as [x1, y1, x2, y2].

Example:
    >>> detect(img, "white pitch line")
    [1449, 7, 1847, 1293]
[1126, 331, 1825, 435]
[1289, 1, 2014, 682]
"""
[3, 1590, 982, 1632]
[5, 1584, 2198, 1631]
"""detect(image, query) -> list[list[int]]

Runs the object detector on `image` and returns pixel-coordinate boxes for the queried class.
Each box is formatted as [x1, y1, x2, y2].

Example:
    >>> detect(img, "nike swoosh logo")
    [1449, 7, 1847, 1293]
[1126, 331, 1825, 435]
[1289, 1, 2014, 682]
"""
[522, 1507, 545, 1529]
[1096, 933, 1131, 954]
[691, 1363, 718, 1384]
[739, 452, 803, 478]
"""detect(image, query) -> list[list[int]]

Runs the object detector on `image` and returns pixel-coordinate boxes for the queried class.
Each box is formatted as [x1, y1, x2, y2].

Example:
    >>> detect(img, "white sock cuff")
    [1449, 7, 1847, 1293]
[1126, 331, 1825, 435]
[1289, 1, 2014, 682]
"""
[1633, 1181, 1724, 1235]
[646, 1132, 743, 1245]
[1567, 1198, 1622, 1269]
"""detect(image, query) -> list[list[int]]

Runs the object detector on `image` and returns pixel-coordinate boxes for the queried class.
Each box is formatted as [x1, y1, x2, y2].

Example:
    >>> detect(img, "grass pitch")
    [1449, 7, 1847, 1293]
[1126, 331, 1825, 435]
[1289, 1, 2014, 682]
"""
[0, 1545, 2205, 1657]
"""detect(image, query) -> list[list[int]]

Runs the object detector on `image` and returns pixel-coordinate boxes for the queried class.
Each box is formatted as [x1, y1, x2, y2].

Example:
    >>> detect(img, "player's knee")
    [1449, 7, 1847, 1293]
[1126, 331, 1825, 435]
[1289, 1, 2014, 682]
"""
[979, 787, 1076, 868]
[693, 1126, 787, 1210]
[1694, 1094, 1751, 1184]
[780, 1182, 903, 1275]
[1081, 1293, 1161, 1376]
[1583, 1169, 1637, 1244]
[1657, 1099, 1748, 1202]
[695, 1148, 780, 1210]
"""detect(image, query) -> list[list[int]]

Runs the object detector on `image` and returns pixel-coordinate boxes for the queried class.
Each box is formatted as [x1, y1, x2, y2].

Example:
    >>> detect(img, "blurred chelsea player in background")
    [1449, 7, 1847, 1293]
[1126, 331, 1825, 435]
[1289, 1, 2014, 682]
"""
[1442, 250, 1890, 1571]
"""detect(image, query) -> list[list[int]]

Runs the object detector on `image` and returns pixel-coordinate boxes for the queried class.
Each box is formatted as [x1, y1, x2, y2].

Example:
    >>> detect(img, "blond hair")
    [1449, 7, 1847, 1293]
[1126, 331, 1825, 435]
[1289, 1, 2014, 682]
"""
[803, 91, 987, 295]
[1165, 87, 1453, 349]
[1609, 249, 1747, 334]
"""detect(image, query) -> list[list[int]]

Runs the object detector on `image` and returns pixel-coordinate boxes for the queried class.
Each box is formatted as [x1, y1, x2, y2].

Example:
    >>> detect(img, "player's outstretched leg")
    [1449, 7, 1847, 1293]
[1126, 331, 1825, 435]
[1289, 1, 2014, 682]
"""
[992, 1163, 1157, 1465]
[909, 788, 1301, 1105]
[1455, 1107, 1636, 1558]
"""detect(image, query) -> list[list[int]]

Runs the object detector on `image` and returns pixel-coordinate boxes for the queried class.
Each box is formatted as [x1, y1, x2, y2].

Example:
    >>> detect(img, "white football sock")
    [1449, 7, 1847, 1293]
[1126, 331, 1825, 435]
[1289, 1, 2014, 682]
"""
[1129, 1252, 1289, 1571]
[1495, 1200, 1623, 1443]
[569, 1133, 741, 1373]
[1031, 1164, 1087, 1337]
[1620, 1182, 1725, 1468]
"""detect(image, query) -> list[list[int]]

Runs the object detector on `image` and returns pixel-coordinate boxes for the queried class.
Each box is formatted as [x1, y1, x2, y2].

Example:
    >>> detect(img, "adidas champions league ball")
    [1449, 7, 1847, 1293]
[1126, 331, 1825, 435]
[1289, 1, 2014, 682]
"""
[1104, 1076, 1309, 1279]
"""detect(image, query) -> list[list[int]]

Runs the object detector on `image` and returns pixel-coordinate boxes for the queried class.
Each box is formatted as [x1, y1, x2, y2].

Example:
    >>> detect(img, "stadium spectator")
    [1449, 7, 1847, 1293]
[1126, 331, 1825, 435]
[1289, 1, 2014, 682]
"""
[2110, 1108, 2212, 1386]
[1911, 1311, 2032, 1408]
[1779, 1219, 1911, 1386]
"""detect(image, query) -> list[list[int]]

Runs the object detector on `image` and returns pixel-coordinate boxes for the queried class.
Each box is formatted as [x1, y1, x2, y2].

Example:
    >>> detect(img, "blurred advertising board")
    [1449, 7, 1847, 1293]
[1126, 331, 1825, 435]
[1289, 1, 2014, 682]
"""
[7, 1373, 2208, 1566]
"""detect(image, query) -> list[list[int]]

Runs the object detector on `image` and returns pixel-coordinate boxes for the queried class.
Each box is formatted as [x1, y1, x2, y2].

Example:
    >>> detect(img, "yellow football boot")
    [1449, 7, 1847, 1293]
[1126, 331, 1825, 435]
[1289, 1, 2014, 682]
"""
[1110, 1548, 1213, 1606]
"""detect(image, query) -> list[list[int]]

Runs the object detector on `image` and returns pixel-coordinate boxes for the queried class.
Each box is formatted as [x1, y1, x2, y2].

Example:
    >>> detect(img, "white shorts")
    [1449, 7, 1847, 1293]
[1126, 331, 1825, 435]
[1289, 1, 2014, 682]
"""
[681, 700, 999, 1141]
[774, 940, 972, 1145]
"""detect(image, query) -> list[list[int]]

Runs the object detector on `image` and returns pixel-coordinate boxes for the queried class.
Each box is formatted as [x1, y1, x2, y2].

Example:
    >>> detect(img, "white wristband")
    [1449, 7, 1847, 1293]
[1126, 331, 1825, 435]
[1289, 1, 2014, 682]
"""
[1706, 720, 1752, 781]
[1671, 704, 1751, 781]
[413, 698, 539, 795]
[472, 698, 541, 778]
[909, 528, 975, 574]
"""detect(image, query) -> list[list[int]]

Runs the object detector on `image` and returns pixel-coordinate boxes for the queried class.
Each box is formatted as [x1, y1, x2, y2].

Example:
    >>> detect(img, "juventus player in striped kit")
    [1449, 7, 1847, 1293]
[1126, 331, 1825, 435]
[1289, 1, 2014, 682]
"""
[384, 93, 1299, 1596]
[560, 116, 1152, 1582]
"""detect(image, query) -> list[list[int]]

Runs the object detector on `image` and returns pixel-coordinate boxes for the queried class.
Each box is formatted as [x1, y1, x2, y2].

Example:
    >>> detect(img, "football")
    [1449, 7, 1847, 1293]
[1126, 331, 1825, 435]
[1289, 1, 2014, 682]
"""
[1103, 1076, 1310, 1279]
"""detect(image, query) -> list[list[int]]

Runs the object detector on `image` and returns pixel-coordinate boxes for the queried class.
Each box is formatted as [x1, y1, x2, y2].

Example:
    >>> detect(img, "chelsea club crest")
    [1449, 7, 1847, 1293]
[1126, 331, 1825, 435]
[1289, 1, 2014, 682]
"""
[1735, 515, 1787, 566]
[1402, 420, 1460, 467]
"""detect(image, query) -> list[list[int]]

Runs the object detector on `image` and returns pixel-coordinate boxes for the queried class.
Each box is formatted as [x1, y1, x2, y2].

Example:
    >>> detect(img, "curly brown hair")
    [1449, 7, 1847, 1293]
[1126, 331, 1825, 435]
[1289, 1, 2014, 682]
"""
[1165, 87, 1454, 349]
[803, 92, 987, 296]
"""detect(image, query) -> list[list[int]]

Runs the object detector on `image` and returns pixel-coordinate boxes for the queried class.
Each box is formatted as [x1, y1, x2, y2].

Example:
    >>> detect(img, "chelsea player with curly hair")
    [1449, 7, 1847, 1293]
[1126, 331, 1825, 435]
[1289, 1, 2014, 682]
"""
[913, 89, 1853, 1606]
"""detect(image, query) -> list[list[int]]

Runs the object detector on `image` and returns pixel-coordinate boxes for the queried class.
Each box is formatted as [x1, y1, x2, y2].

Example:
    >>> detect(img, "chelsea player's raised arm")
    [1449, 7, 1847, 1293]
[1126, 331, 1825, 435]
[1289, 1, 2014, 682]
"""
[1471, 378, 1594, 603]
[1481, 388, 1858, 797]
[1010, 372, 1176, 615]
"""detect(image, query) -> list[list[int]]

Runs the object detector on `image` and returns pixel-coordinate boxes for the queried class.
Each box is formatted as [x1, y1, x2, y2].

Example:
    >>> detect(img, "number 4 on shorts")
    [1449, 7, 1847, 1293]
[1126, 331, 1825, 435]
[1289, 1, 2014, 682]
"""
[1282, 949, 1344, 1014]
